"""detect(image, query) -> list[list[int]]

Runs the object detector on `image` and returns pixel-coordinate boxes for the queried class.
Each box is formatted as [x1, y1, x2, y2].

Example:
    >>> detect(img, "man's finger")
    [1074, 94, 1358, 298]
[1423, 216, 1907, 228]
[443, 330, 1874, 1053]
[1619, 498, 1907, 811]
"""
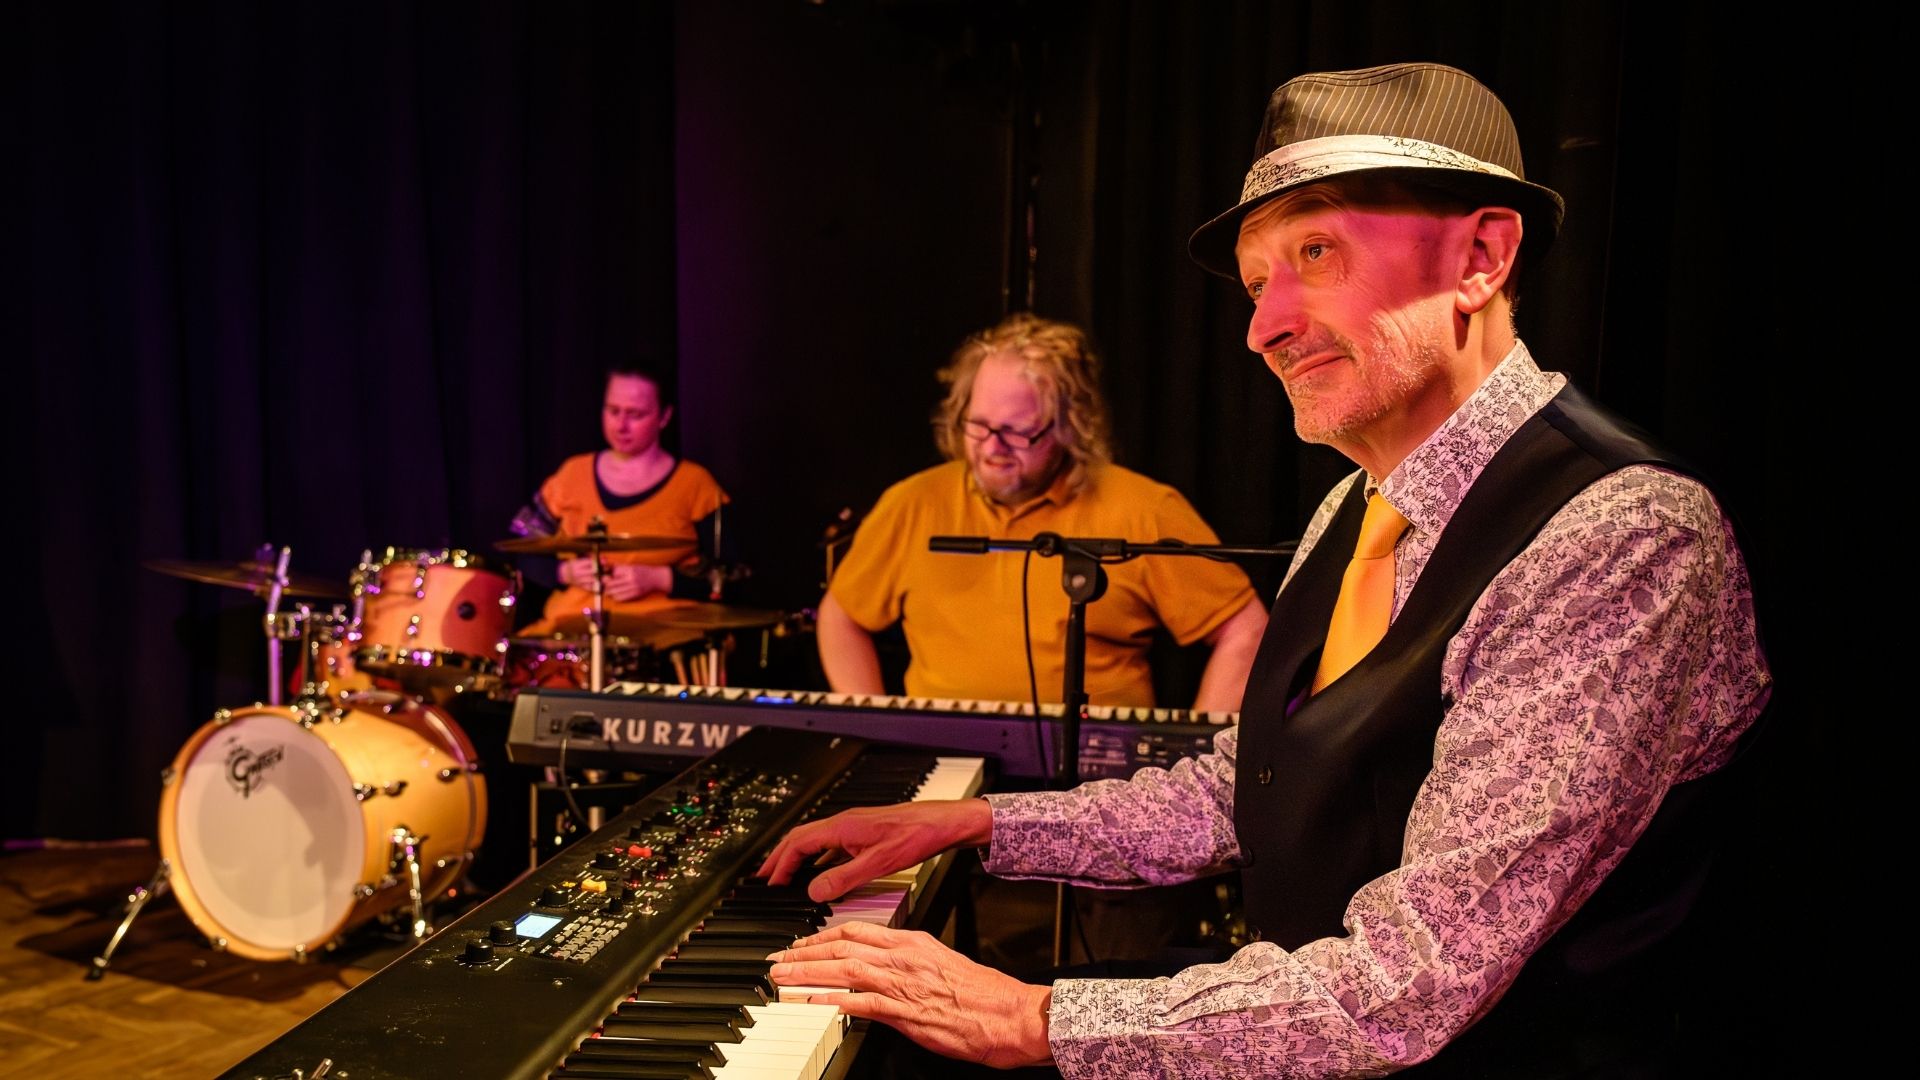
[758, 831, 828, 883]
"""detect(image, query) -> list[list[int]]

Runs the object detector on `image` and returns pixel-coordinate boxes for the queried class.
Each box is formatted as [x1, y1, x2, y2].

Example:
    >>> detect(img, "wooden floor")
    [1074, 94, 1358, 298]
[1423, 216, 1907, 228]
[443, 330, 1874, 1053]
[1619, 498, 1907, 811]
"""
[0, 841, 422, 1079]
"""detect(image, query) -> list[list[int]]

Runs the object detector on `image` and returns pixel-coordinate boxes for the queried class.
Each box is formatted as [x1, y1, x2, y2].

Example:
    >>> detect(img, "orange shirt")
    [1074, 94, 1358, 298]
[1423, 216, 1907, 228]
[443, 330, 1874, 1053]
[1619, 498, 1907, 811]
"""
[829, 461, 1256, 706]
[523, 454, 729, 634]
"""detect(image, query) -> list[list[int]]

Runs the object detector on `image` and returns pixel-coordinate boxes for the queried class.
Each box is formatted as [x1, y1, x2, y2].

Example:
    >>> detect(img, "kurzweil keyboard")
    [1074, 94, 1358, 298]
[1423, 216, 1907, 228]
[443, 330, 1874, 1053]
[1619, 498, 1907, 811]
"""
[508, 682, 1234, 780]
[218, 728, 985, 1080]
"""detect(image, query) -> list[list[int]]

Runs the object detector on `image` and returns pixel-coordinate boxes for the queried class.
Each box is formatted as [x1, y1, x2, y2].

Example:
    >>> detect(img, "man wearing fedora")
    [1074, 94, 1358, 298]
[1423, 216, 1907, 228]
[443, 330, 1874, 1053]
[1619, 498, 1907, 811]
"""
[761, 62, 1771, 1076]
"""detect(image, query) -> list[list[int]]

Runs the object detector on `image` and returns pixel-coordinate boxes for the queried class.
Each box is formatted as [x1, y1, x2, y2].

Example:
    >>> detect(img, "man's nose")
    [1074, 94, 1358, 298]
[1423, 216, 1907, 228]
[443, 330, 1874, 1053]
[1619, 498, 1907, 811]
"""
[1246, 282, 1306, 356]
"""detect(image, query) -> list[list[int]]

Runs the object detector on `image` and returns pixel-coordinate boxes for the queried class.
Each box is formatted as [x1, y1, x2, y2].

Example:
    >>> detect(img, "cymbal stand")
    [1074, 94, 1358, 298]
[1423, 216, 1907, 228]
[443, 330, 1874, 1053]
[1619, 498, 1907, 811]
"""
[587, 543, 608, 693]
[290, 604, 332, 708]
[259, 544, 292, 706]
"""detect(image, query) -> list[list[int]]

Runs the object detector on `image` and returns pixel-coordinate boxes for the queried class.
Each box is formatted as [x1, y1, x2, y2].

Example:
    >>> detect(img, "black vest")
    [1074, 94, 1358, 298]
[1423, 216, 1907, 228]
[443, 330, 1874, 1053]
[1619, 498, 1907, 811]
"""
[1234, 386, 1730, 1076]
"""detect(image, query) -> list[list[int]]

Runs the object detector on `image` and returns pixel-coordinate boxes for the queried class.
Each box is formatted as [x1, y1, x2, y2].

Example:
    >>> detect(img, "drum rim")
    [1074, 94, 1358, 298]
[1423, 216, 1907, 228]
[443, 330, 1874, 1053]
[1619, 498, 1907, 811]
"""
[157, 706, 363, 961]
[158, 702, 488, 960]
[353, 643, 504, 679]
[362, 546, 515, 576]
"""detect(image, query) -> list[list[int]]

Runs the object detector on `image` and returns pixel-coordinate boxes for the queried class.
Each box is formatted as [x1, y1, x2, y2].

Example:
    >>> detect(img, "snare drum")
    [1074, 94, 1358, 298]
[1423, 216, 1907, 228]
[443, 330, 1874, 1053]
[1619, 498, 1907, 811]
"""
[353, 548, 516, 688]
[288, 620, 376, 700]
[156, 700, 488, 961]
[500, 636, 655, 692]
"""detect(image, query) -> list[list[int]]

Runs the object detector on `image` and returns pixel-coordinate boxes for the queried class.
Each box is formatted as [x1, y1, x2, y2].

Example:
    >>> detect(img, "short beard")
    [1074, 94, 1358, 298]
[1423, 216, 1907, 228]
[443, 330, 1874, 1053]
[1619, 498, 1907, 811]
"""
[1285, 323, 1443, 445]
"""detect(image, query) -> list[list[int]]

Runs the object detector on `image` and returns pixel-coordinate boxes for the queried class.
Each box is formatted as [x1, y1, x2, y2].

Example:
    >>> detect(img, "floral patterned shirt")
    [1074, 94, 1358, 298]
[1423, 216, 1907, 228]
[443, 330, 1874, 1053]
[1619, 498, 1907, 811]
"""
[982, 342, 1772, 1076]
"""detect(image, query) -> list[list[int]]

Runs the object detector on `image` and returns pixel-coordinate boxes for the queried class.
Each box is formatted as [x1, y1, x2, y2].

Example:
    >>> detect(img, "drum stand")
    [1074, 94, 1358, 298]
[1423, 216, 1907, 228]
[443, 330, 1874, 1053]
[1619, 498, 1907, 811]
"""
[85, 860, 171, 980]
[383, 826, 434, 942]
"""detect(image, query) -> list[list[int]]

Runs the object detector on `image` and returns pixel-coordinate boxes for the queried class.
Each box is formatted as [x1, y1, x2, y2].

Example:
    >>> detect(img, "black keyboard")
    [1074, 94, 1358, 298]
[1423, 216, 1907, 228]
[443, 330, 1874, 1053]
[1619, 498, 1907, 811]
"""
[218, 729, 985, 1080]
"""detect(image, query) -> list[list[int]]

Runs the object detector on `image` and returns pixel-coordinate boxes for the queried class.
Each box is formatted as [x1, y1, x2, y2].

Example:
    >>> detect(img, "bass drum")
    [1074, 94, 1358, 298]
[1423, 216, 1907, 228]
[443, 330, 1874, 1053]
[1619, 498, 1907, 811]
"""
[156, 700, 487, 961]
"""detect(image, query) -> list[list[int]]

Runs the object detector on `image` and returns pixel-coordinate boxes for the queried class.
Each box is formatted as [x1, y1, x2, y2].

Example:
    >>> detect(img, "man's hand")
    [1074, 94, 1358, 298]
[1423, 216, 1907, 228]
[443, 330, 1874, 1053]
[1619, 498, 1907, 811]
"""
[756, 798, 993, 902]
[768, 922, 1053, 1068]
[559, 559, 671, 601]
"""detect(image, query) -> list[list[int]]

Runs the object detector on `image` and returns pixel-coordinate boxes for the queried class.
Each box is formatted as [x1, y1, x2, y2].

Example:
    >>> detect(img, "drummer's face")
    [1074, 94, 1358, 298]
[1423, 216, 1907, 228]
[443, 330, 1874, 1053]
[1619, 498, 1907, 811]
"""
[603, 374, 670, 457]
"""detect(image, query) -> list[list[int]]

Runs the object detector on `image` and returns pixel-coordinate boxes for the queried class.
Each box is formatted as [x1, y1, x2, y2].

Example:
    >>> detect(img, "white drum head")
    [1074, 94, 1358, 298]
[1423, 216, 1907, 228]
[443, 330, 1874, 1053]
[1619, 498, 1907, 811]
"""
[167, 712, 365, 953]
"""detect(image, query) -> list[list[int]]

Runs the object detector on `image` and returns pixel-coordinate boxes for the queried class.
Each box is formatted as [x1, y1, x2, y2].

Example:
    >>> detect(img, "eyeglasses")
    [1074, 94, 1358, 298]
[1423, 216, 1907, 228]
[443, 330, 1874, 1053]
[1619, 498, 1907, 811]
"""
[962, 419, 1052, 450]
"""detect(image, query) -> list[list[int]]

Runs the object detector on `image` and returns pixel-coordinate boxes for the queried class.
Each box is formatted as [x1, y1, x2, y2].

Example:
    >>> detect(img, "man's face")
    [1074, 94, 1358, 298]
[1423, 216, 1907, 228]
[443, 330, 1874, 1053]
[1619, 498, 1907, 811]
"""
[602, 374, 670, 457]
[964, 352, 1066, 506]
[1234, 187, 1459, 449]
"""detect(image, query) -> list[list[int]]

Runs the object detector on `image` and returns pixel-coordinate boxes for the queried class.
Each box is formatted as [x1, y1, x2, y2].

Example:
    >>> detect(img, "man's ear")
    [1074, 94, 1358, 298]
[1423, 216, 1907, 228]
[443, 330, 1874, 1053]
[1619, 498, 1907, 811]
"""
[1456, 208, 1522, 315]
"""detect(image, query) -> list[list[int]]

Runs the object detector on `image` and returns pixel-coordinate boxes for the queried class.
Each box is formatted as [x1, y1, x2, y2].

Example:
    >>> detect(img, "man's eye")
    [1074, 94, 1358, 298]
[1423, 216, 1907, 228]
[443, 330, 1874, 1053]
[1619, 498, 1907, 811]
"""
[1303, 243, 1327, 261]
[1246, 281, 1265, 300]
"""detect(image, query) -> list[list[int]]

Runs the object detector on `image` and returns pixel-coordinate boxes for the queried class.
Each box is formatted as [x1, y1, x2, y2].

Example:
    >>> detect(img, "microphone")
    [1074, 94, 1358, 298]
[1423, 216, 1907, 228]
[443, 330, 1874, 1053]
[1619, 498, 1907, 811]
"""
[928, 536, 990, 554]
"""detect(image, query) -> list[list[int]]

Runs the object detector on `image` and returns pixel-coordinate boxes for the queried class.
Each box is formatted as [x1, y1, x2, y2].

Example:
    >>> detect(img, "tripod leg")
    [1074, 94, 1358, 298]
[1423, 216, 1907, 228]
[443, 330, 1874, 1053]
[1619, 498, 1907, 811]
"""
[86, 859, 171, 981]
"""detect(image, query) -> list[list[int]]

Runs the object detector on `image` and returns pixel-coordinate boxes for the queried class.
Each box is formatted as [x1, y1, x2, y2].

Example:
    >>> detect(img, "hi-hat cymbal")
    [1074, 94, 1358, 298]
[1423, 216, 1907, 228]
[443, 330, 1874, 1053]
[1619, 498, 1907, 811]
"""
[495, 533, 695, 555]
[144, 558, 349, 600]
[648, 603, 791, 631]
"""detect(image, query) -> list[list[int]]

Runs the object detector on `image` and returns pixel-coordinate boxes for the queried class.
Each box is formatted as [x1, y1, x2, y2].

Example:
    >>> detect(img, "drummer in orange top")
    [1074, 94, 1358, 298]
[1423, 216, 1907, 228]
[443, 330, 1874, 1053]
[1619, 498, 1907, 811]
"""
[511, 367, 731, 636]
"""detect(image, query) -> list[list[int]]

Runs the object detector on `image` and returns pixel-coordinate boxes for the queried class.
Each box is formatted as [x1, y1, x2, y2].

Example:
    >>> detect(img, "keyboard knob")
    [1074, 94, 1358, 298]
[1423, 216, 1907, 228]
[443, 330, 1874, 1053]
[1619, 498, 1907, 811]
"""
[538, 886, 570, 907]
[461, 939, 495, 965]
[488, 921, 518, 945]
[592, 851, 622, 870]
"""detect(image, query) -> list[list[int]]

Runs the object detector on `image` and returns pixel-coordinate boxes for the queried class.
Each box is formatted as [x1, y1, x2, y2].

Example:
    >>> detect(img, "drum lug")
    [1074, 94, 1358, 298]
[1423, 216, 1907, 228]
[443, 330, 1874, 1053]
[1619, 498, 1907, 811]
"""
[354, 883, 377, 900]
[353, 783, 378, 802]
[382, 780, 408, 798]
[209, 936, 229, 953]
[211, 708, 233, 725]
[290, 944, 310, 963]
[407, 614, 422, 637]
[436, 768, 458, 782]
[159, 765, 175, 786]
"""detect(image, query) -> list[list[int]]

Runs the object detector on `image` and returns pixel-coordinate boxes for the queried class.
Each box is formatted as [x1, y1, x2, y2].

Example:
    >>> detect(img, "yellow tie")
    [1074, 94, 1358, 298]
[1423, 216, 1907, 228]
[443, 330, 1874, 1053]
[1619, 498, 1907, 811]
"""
[1312, 492, 1410, 694]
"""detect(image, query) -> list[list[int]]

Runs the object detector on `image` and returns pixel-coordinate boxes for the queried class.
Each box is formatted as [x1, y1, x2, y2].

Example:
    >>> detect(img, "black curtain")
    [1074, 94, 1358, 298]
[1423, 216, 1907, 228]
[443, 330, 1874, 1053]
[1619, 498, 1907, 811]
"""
[22, 0, 675, 838]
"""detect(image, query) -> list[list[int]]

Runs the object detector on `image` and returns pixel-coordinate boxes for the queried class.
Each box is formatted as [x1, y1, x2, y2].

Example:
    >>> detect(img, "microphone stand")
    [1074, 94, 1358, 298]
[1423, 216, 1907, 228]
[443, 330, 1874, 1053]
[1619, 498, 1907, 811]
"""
[929, 532, 1293, 965]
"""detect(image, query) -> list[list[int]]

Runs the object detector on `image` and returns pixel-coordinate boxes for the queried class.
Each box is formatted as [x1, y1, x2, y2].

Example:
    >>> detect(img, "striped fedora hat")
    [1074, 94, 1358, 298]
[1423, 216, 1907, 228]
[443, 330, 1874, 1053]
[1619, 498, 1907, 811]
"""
[1188, 62, 1565, 279]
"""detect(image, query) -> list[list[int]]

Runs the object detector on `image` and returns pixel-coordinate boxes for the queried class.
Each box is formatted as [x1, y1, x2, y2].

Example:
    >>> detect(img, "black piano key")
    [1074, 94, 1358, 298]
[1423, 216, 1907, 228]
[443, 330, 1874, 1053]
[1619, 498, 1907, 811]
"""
[569, 1039, 727, 1067]
[598, 1019, 742, 1044]
[556, 1053, 714, 1068]
[684, 931, 795, 950]
[727, 882, 821, 900]
[697, 917, 817, 937]
[710, 891, 821, 914]
[630, 984, 766, 1007]
[612, 1002, 754, 1028]
[648, 963, 775, 996]
[676, 943, 785, 962]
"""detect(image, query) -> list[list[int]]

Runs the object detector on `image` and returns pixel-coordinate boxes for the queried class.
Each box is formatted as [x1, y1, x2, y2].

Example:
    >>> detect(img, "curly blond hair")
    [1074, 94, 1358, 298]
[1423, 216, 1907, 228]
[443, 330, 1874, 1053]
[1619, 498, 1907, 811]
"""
[932, 313, 1113, 498]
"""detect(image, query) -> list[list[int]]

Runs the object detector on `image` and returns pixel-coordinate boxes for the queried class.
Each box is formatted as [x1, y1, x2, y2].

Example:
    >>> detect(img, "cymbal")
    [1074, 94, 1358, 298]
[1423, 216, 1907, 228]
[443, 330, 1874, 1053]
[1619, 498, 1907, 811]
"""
[542, 615, 709, 650]
[144, 558, 349, 600]
[648, 603, 791, 631]
[495, 533, 695, 555]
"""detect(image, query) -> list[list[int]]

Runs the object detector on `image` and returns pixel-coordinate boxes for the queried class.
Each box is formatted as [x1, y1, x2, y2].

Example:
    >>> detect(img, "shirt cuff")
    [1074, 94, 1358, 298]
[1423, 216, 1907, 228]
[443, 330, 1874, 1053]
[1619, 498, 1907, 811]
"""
[1047, 977, 1172, 1077]
[981, 790, 1076, 879]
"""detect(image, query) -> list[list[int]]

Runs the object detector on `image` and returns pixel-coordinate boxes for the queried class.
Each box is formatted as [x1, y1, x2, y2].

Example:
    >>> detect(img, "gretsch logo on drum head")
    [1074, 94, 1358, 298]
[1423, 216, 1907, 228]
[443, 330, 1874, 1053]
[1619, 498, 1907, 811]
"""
[225, 742, 286, 797]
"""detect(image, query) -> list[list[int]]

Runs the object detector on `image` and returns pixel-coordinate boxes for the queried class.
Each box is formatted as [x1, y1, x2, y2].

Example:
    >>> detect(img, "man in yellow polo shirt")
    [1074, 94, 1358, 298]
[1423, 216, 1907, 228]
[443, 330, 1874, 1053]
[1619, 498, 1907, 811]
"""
[818, 313, 1267, 965]
[820, 312, 1265, 712]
